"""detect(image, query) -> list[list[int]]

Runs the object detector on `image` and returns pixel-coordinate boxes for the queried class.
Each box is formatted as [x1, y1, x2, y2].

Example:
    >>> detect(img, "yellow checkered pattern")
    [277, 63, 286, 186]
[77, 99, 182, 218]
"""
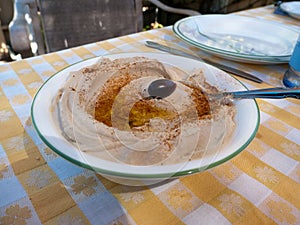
[0, 5, 299, 225]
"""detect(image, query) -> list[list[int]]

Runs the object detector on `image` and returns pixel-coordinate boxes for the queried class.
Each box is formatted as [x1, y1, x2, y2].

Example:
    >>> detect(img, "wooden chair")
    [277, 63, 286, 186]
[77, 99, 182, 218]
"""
[0, 0, 15, 61]
[8, 0, 200, 58]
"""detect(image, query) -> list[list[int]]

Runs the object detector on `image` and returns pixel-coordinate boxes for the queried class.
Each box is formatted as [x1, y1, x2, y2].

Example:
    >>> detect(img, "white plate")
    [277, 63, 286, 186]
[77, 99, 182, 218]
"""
[173, 15, 298, 64]
[31, 52, 259, 185]
[280, 1, 300, 20]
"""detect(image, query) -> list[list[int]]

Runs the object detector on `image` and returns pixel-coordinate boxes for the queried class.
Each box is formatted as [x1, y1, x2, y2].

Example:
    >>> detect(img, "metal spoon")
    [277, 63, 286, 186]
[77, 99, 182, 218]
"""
[148, 79, 300, 99]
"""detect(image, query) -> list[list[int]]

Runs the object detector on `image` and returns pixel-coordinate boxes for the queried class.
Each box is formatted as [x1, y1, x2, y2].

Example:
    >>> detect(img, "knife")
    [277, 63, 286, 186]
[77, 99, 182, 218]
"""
[145, 41, 263, 83]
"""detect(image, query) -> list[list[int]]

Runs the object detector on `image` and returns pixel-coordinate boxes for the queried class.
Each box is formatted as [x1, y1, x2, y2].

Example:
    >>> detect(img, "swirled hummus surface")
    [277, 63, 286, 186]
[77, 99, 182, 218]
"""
[52, 56, 236, 166]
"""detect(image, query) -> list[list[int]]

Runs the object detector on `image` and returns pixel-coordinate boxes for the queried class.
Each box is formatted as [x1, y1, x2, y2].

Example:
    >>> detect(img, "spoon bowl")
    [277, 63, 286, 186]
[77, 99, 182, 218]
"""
[148, 79, 177, 99]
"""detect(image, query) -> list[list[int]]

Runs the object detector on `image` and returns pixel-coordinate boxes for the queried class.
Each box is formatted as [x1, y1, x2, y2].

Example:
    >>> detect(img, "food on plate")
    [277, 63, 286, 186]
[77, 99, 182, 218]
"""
[52, 56, 236, 165]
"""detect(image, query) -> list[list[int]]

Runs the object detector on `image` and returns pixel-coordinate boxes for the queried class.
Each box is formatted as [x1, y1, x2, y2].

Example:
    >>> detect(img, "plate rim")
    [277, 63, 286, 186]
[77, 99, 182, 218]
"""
[173, 14, 298, 64]
[31, 52, 260, 179]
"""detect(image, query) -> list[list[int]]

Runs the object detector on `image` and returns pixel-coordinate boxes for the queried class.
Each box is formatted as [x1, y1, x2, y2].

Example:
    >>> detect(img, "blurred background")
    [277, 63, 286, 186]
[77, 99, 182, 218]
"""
[143, 0, 275, 28]
[0, 0, 290, 63]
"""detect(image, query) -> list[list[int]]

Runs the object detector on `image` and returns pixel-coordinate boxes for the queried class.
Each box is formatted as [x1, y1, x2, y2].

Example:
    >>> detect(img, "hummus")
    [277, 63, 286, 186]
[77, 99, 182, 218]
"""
[52, 56, 236, 166]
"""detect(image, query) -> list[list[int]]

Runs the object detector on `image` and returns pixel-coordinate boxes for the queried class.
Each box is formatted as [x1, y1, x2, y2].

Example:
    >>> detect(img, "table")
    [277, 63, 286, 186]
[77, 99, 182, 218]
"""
[1, 5, 300, 225]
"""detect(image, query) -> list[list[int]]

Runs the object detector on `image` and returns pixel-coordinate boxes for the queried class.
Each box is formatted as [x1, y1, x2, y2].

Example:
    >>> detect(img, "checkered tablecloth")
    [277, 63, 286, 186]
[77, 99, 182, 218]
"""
[1, 5, 300, 225]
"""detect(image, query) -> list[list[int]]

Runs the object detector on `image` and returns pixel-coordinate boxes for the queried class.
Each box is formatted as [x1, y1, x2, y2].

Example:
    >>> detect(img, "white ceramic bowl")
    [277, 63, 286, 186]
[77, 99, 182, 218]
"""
[31, 52, 260, 186]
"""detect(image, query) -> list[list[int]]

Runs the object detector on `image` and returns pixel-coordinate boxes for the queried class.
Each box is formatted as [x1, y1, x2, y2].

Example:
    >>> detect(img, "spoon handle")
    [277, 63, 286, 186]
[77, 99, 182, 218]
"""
[226, 87, 300, 99]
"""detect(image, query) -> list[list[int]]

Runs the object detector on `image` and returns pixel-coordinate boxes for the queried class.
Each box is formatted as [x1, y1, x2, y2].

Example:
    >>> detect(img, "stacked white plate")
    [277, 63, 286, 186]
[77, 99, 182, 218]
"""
[173, 15, 299, 64]
[280, 1, 300, 20]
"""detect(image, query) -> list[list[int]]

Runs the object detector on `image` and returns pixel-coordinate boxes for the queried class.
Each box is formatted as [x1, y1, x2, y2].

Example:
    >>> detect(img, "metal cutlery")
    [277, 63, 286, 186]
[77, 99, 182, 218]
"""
[148, 79, 300, 100]
[145, 41, 263, 83]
